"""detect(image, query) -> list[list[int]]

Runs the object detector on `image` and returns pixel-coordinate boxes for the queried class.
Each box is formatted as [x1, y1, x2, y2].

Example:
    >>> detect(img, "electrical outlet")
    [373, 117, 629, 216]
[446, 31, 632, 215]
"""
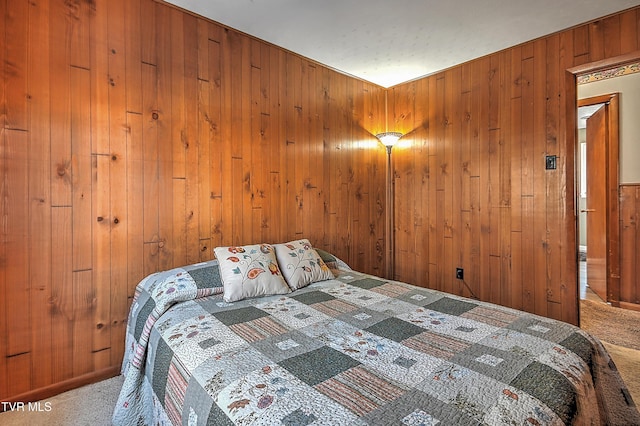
[456, 268, 464, 280]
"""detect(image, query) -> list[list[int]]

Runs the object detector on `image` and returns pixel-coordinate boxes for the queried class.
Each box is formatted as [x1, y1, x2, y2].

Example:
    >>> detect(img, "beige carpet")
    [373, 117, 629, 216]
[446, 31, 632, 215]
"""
[601, 341, 640, 405]
[580, 299, 640, 406]
[0, 375, 124, 426]
[580, 298, 640, 350]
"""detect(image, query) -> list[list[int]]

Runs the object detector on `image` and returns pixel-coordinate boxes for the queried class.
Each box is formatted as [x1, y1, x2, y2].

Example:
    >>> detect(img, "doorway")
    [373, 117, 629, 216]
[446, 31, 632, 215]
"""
[576, 93, 620, 305]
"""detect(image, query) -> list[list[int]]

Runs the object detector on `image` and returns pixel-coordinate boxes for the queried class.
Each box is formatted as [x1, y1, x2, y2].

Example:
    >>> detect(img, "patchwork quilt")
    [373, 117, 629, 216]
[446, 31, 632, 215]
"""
[113, 260, 639, 425]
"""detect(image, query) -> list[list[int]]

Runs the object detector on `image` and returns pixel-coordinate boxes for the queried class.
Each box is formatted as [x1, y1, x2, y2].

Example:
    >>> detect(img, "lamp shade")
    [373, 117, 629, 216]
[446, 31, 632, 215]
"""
[376, 132, 403, 147]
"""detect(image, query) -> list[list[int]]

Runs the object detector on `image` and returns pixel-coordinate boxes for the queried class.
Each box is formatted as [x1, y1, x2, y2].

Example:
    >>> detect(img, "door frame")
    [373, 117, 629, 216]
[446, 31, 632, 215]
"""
[567, 52, 637, 315]
[577, 94, 620, 304]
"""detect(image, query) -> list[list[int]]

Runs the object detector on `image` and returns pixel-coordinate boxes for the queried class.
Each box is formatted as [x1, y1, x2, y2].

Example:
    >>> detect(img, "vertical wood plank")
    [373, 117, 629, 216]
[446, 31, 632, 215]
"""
[91, 0, 109, 156]
[219, 42, 232, 247]
[520, 48, 535, 313]
[412, 79, 432, 282]
[197, 19, 209, 82]
[476, 57, 491, 301]
[173, 177, 186, 266]
[72, 269, 94, 376]
[5, 0, 28, 131]
[140, 0, 156, 66]
[445, 68, 459, 295]
[633, 186, 639, 306]
[393, 82, 414, 283]
[602, 15, 621, 59]
[171, 9, 187, 267]
[198, 77, 212, 249]
[637, 8, 640, 49]
[183, 13, 200, 264]
[499, 51, 512, 307]
[71, 66, 92, 272]
[545, 34, 562, 305]
[49, 0, 72, 207]
[633, 185, 639, 306]
[588, 20, 605, 62]
[270, 48, 284, 242]
[532, 39, 547, 317]
[620, 185, 640, 305]
[0, 0, 5, 131]
[126, 112, 144, 298]
[124, 0, 142, 114]
[156, 5, 174, 270]
[107, 0, 129, 366]
[242, 36, 255, 242]
[89, 0, 110, 369]
[28, 0, 53, 391]
[51, 206, 73, 383]
[209, 39, 223, 250]
[573, 26, 589, 59]
[488, 58, 503, 308]
[558, 31, 576, 324]
[142, 60, 160, 277]
[5, 129, 31, 359]
[69, 0, 90, 69]
[92, 154, 111, 356]
[142, 62, 159, 244]
[250, 45, 264, 240]
[510, 104, 524, 308]
[171, 8, 186, 181]
[259, 43, 275, 242]
[0, 81, 6, 399]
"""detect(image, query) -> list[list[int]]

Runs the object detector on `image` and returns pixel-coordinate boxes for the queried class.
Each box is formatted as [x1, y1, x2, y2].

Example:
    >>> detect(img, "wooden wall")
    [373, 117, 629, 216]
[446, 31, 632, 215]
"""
[0, 0, 387, 401]
[620, 184, 640, 310]
[388, 7, 640, 325]
[3, 0, 639, 404]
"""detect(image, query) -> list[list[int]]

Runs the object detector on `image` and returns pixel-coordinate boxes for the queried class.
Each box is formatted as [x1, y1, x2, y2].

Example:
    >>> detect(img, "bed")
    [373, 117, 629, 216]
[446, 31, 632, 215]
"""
[113, 241, 639, 425]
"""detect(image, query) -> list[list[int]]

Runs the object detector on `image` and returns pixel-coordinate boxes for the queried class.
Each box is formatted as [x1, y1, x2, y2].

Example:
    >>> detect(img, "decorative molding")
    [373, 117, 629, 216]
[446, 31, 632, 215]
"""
[578, 62, 640, 84]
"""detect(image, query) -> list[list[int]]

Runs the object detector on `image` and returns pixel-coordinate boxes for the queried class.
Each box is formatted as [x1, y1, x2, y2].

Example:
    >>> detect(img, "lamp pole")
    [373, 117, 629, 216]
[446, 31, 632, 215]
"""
[386, 144, 394, 280]
[376, 131, 401, 280]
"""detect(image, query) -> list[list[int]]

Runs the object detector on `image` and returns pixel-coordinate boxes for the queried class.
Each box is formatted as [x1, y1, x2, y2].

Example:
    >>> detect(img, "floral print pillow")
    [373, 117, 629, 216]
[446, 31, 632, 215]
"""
[273, 239, 335, 290]
[213, 244, 290, 302]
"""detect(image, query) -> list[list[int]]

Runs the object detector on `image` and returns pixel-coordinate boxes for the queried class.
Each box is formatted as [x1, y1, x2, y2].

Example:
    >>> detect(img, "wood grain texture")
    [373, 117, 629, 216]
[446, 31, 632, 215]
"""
[3, 0, 639, 403]
[620, 185, 640, 307]
[0, 70, 6, 395]
[0, 0, 386, 400]
[28, 0, 54, 391]
[389, 6, 640, 326]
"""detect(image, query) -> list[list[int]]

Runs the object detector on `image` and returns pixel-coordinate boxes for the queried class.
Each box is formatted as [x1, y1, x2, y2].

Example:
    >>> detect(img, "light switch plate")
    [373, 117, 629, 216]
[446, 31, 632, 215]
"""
[545, 155, 557, 170]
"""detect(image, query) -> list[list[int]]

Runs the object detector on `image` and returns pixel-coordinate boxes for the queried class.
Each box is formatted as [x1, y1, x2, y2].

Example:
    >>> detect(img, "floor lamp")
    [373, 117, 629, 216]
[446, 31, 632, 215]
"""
[376, 132, 402, 280]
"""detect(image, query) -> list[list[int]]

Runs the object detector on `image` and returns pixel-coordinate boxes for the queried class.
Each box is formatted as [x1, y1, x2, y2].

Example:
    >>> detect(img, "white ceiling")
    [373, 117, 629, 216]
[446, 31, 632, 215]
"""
[165, 0, 640, 88]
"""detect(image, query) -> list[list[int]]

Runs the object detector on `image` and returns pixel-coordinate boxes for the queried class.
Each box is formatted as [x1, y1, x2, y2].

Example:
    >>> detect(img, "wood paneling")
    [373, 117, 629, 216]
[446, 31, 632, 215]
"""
[1, 0, 386, 401]
[3, 0, 639, 403]
[389, 7, 640, 325]
[620, 185, 640, 309]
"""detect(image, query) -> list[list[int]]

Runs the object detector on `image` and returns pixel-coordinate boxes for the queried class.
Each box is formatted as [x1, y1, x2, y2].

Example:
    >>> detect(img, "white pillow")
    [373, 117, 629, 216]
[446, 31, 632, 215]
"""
[213, 244, 290, 302]
[274, 239, 335, 290]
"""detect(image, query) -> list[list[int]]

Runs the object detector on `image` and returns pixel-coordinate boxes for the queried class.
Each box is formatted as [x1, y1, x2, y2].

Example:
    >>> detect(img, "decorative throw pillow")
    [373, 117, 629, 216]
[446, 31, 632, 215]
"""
[314, 248, 339, 270]
[213, 244, 290, 302]
[274, 239, 335, 290]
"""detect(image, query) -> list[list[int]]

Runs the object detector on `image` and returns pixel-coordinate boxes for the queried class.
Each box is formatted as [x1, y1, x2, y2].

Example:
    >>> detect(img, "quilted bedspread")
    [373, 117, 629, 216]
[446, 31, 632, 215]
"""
[113, 260, 639, 425]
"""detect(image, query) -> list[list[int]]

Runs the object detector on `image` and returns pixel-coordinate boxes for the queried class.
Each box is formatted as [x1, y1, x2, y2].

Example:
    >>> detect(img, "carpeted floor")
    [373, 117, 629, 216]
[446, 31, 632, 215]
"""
[0, 375, 124, 426]
[580, 298, 640, 350]
[1, 300, 638, 425]
[580, 298, 640, 405]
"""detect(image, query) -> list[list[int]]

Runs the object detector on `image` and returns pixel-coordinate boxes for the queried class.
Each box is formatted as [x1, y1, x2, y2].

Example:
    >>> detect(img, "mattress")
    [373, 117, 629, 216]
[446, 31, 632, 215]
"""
[112, 257, 639, 425]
